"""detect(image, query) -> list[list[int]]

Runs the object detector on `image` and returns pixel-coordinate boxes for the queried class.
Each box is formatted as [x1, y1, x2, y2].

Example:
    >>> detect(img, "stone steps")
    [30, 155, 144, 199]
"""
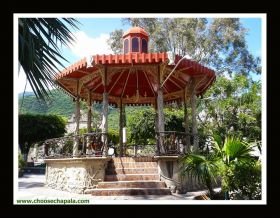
[106, 167, 158, 175]
[108, 162, 157, 168]
[111, 157, 155, 162]
[87, 188, 171, 196]
[105, 174, 160, 181]
[98, 181, 166, 188]
[89, 157, 171, 196]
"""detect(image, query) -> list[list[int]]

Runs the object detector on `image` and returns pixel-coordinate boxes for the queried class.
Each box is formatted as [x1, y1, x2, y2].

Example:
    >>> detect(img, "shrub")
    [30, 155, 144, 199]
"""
[18, 152, 26, 169]
[19, 114, 66, 156]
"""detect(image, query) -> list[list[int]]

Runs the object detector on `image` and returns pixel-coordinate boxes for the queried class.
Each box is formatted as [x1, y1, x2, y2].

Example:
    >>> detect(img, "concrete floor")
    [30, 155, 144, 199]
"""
[16, 174, 217, 203]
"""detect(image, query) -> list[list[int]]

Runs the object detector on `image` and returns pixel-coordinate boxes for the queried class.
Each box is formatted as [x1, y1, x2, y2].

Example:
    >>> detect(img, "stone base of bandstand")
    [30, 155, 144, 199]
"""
[44, 157, 110, 194]
[155, 156, 206, 194]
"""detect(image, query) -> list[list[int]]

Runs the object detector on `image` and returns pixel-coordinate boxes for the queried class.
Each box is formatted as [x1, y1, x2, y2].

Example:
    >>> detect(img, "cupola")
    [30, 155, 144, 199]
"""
[122, 27, 149, 54]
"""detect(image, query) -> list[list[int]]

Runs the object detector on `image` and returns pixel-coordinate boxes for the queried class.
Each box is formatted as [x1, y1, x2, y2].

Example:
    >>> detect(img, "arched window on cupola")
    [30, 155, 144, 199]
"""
[142, 38, 148, 53]
[124, 39, 129, 54]
[132, 37, 139, 52]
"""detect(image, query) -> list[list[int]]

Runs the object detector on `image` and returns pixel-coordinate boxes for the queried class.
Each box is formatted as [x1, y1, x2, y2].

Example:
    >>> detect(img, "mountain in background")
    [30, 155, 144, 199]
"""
[18, 91, 35, 98]
[18, 89, 147, 130]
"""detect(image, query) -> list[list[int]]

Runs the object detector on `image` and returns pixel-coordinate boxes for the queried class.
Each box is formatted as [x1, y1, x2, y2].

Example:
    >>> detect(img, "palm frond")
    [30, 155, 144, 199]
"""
[18, 18, 80, 101]
[223, 136, 255, 163]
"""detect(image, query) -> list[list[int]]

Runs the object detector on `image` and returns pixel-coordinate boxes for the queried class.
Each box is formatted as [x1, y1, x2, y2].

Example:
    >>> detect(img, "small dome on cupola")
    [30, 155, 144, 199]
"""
[122, 27, 149, 54]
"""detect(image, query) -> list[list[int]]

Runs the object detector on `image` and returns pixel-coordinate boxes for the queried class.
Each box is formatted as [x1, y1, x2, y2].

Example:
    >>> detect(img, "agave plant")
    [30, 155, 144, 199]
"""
[18, 18, 80, 101]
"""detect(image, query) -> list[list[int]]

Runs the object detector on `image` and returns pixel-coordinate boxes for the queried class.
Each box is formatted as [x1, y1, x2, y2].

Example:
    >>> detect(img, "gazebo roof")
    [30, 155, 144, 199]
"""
[54, 27, 215, 106]
[54, 52, 215, 106]
[123, 27, 148, 38]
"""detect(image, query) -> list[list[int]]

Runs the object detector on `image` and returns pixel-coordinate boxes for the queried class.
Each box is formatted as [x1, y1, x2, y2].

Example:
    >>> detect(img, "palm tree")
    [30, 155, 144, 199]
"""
[180, 153, 218, 198]
[212, 134, 257, 199]
[18, 18, 80, 101]
[180, 134, 257, 199]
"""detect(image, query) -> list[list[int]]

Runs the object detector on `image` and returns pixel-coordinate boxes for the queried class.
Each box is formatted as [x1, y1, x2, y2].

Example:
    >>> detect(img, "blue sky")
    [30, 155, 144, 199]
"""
[17, 17, 263, 93]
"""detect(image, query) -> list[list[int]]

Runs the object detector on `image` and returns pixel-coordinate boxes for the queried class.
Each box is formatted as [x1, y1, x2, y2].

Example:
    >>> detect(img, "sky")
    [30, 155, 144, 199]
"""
[17, 16, 263, 94]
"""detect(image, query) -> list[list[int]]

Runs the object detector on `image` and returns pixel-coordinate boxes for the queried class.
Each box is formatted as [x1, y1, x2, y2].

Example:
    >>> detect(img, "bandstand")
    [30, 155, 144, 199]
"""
[43, 27, 216, 195]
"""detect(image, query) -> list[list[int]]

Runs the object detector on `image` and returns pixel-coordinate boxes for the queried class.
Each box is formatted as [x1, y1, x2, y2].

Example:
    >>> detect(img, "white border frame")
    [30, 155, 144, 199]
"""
[14, 13, 266, 205]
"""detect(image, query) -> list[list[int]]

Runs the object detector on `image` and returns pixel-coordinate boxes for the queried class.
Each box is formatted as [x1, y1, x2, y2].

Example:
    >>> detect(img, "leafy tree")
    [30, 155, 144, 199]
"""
[128, 107, 186, 145]
[19, 18, 80, 101]
[107, 29, 124, 54]
[128, 108, 156, 145]
[197, 75, 261, 143]
[108, 18, 260, 76]
[19, 114, 66, 159]
[164, 108, 184, 132]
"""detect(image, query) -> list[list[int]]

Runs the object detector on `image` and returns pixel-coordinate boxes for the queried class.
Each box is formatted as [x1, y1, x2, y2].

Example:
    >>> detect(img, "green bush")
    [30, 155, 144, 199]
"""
[19, 114, 66, 156]
[18, 153, 26, 168]
[108, 128, 119, 145]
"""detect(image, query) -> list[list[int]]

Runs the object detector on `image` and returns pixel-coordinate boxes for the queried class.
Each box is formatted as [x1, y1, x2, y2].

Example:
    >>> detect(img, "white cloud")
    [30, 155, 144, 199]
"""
[16, 31, 113, 94]
[17, 67, 33, 94]
[69, 31, 113, 58]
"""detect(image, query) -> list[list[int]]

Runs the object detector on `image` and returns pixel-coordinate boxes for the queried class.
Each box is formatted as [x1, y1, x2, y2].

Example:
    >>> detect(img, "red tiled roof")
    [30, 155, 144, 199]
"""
[54, 52, 216, 105]
[55, 53, 168, 79]
[123, 27, 148, 38]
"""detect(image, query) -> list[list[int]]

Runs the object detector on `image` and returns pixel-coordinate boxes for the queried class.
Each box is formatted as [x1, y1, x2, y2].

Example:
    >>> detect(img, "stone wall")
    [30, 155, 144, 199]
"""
[156, 156, 206, 194]
[44, 157, 110, 194]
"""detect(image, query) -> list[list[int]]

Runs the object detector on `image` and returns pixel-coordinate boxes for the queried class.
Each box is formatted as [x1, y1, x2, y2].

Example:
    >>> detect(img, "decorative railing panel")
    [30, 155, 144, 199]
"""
[124, 144, 156, 157]
[156, 131, 198, 156]
[43, 133, 108, 158]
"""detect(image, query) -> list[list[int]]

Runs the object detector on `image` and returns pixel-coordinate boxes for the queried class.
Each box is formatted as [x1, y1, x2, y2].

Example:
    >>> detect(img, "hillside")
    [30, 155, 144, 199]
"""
[19, 89, 76, 118]
[18, 89, 149, 130]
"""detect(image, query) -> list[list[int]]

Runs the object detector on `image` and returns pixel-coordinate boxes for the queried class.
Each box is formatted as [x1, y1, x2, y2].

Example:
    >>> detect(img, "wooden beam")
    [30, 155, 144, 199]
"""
[121, 68, 132, 98]
[108, 69, 125, 94]
[169, 76, 184, 89]
[143, 71, 156, 97]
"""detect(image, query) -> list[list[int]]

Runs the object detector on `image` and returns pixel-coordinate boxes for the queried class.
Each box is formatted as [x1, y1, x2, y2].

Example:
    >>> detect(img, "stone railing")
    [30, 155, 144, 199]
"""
[43, 133, 108, 158]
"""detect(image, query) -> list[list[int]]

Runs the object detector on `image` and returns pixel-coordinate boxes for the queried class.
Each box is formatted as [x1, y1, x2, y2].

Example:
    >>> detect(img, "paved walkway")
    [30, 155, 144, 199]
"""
[16, 174, 218, 202]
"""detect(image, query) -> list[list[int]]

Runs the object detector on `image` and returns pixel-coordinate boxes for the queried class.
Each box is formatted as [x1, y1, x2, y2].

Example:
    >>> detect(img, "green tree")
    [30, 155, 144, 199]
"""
[108, 18, 260, 76]
[197, 75, 261, 143]
[128, 108, 155, 145]
[19, 18, 80, 101]
[19, 114, 66, 159]
[128, 107, 185, 145]
[107, 29, 124, 54]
